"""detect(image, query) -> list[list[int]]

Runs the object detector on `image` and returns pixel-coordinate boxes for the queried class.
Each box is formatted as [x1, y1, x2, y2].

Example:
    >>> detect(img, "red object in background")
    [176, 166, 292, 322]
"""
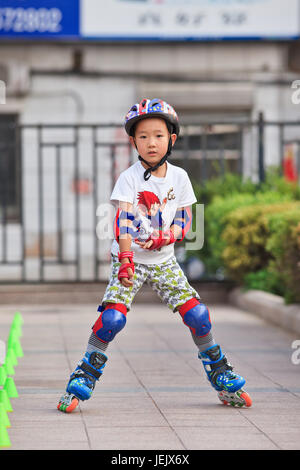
[283, 146, 298, 183]
[71, 178, 92, 195]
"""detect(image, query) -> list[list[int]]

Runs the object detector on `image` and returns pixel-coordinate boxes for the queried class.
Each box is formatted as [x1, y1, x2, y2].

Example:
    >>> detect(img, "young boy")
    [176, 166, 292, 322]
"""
[57, 98, 252, 413]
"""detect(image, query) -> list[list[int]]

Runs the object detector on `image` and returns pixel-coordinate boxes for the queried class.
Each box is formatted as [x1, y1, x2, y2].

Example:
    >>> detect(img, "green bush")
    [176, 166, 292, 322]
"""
[201, 192, 293, 276]
[259, 166, 300, 200]
[191, 168, 300, 277]
[190, 169, 300, 300]
[220, 202, 300, 303]
[243, 268, 284, 297]
[192, 166, 300, 206]
[221, 201, 300, 281]
[265, 211, 300, 303]
[193, 172, 257, 205]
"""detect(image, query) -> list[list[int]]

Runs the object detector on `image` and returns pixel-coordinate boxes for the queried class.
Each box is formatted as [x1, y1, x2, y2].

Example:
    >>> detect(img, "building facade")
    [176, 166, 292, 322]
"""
[0, 0, 300, 282]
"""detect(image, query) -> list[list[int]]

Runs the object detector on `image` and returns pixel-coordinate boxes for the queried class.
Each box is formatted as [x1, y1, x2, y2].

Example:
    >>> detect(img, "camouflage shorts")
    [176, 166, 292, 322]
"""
[102, 255, 201, 312]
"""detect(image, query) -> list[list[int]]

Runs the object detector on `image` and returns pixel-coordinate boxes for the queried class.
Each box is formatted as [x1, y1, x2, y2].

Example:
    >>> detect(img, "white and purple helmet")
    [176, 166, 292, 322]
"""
[125, 98, 180, 136]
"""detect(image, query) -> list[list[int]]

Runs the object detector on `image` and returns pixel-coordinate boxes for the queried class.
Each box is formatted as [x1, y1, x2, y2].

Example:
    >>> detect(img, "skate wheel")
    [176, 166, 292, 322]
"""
[240, 391, 252, 408]
[57, 397, 79, 413]
[217, 391, 227, 405]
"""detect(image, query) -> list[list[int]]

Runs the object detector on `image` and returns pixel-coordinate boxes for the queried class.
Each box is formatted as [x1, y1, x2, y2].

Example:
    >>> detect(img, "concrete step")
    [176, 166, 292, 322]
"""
[0, 281, 234, 305]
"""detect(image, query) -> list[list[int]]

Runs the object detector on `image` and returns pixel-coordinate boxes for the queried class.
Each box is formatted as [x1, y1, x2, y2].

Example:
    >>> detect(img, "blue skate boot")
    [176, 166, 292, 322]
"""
[199, 345, 252, 407]
[57, 351, 107, 413]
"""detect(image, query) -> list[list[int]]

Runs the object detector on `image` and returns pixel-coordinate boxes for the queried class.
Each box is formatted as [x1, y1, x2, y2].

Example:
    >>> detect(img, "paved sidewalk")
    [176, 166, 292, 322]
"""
[1, 301, 300, 450]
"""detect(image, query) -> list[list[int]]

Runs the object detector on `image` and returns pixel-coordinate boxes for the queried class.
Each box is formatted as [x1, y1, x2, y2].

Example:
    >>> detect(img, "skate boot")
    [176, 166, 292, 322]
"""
[199, 345, 252, 408]
[57, 351, 107, 413]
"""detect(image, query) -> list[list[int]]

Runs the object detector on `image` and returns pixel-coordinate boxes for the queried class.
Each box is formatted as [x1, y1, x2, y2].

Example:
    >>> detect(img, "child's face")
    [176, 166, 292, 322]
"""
[130, 117, 177, 166]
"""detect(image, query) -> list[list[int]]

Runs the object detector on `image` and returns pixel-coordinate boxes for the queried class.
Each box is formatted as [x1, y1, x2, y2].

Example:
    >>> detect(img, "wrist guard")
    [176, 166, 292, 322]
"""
[146, 230, 176, 250]
[117, 251, 135, 280]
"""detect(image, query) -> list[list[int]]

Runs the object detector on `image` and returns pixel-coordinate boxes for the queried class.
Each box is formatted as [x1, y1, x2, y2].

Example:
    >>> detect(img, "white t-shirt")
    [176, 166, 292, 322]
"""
[110, 161, 197, 264]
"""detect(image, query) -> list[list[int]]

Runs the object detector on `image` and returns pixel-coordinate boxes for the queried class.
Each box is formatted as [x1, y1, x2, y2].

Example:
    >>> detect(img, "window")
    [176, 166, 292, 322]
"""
[0, 114, 21, 222]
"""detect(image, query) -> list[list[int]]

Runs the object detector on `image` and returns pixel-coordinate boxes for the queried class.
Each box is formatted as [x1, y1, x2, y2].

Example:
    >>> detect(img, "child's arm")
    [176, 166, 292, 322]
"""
[170, 206, 192, 242]
[136, 206, 191, 250]
[118, 201, 135, 288]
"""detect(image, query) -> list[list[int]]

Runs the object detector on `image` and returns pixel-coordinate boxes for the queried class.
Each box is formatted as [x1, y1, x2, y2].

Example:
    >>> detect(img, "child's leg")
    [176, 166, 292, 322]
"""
[86, 302, 127, 355]
[177, 298, 216, 351]
[147, 258, 216, 352]
[178, 298, 252, 406]
[58, 256, 147, 412]
[148, 257, 252, 407]
[88, 256, 148, 353]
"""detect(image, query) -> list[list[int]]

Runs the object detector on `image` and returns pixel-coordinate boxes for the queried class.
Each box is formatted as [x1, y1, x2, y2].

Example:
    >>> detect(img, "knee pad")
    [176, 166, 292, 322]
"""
[178, 298, 211, 337]
[93, 303, 127, 343]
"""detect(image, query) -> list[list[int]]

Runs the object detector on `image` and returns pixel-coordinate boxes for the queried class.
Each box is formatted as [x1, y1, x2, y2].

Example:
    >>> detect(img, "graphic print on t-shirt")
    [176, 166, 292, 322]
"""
[114, 188, 175, 243]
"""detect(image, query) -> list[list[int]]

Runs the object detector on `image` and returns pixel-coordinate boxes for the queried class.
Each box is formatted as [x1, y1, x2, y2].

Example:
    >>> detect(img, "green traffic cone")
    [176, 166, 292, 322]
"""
[3, 357, 15, 376]
[0, 390, 13, 413]
[12, 339, 23, 359]
[0, 367, 7, 387]
[4, 377, 18, 399]
[7, 332, 15, 350]
[6, 348, 18, 367]
[0, 403, 11, 428]
[13, 311, 23, 326]
[0, 424, 11, 447]
[8, 329, 19, 347]
[9, 323, 22, 340]
[8, 331, 23, 359]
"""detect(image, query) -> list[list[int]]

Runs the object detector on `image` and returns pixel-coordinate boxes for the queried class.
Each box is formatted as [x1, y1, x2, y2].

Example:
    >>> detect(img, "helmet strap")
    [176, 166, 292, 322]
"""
[137, 137, 173, 181]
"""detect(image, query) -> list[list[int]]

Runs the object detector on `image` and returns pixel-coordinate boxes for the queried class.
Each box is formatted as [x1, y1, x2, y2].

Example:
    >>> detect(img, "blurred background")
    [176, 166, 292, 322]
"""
[0, 0, 299, 303]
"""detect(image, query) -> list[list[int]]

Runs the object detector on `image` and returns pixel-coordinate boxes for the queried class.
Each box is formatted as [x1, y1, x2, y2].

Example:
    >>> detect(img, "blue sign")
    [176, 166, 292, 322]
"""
[0, 0, 79, 38]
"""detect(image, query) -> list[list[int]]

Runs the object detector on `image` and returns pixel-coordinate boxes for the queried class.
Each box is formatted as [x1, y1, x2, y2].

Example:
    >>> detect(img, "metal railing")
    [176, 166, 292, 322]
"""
[0, 115, 299, 283]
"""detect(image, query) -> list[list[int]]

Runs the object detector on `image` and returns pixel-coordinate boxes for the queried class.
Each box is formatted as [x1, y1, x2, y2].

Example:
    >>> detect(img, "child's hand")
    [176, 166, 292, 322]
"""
[119, 263, 134, 287]
[135, 239, 154, 250]
[135, 230, 175, 251]
[118, 251, 134, 288]
[135, 230, 161, 250]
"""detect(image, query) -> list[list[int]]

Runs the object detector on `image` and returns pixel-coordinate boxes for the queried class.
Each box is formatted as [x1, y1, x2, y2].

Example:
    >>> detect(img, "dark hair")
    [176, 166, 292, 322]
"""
[130, 116, 174, 137]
